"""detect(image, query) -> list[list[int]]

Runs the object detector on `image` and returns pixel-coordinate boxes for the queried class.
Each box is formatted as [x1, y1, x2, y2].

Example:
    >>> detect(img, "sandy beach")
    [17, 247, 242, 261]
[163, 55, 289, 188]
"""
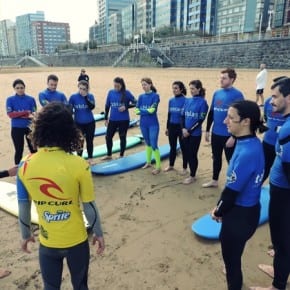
[0, 66, 288, 290]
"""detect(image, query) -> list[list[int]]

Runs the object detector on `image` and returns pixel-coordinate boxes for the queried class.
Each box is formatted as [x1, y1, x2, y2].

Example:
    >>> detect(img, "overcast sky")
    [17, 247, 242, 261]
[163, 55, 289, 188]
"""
[0, 0, 98, 42]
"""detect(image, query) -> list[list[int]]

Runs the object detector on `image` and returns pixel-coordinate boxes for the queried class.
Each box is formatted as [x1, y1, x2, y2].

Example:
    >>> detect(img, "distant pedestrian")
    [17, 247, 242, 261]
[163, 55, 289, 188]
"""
[39, 74, 67, 106]
[78, 68, 90, 83]
[256, 63, 268, 106]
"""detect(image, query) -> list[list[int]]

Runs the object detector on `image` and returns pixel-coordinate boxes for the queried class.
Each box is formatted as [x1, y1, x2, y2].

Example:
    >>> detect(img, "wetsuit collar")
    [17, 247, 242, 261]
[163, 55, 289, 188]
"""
[235, 134, 256, 140]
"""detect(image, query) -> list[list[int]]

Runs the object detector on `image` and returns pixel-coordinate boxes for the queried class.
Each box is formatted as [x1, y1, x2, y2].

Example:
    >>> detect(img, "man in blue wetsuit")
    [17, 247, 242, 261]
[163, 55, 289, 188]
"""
[203, 68, 244, 188]
[251, 77, 290, 290]
[39, 74, 67, 106]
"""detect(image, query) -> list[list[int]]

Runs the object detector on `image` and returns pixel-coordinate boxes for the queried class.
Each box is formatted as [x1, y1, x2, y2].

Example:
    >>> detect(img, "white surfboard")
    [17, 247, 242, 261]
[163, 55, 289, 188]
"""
[0, 181, 89, 227]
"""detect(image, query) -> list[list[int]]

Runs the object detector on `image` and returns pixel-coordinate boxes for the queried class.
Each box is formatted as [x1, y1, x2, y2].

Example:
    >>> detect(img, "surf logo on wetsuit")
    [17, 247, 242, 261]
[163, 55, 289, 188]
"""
[227, 170, 237, 184]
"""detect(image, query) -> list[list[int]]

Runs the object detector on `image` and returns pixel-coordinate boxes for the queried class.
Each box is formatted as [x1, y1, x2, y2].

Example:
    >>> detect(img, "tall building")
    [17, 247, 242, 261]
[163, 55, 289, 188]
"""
[273, 0, 286, 27]
[96, 0, 132, 44]
[136, 0, 154, 33]
[108, 12, 123, 43]
[216, 0, 273, 35]
[16, 11, 45, 54]
[283, 0, 290, 25]
[32, 21, 70, 54]
[121, 3, 136, 43]
[0, 20, 18, 57]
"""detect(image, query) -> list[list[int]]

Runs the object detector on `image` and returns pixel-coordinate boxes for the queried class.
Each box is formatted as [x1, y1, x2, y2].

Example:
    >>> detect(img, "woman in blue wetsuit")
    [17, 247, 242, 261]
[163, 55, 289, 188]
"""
[164, 81, 187, 174]
[135, 77, 161, 175]
[6, 79, 37, 165]
[69, 80, 95, 164]
[181, 80, 208, 184]
[211, 100, 266, 290]
[102, 77, 136, 160]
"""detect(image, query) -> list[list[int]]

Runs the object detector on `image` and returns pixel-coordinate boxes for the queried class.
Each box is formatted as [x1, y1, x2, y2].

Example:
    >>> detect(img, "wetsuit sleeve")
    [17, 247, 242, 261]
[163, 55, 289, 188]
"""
[17, 177, 32, 239]
[127, 91, 137, 109]
[38, 92, 48, 107]
[214, 187, 239, 217]
[83, 201, 103, 237]
[280, 135, 290, 184]
[167, 112, 171, 129]
[0, 170, 9, 178]
[85, 94, 95, 110]
[6, 97, 29, 118]
[206, 110, 213, 132]
[104, 92, 110, 120]
[188, 101, 209, 134]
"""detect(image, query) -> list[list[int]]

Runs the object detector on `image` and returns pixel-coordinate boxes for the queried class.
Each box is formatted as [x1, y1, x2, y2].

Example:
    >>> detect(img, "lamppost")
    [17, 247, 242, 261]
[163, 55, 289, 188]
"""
[152, 27, 155, 44]
[140, 29, 143, 44]
[258, 13, 263, 40]
[134, 34, 139, 52]
[267, 8, 274, 32]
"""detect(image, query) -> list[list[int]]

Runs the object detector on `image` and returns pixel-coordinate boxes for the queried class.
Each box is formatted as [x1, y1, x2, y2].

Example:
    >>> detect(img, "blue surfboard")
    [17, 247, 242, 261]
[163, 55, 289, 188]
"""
[91, 144, 179, 175]
[94, 119, 139, 136]
[94, 113, 105, 122]
[191, 185, 270, 240]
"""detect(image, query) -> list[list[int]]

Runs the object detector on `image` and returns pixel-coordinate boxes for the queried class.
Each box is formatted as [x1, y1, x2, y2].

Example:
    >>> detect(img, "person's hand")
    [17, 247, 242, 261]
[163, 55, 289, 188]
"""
[210, 208, 222, 223]
[118, 105, 126, 112]
[205, 132, 210, 143]
[8, 166, 18, 177]
[21, 236, 35, 254]
[147, 107, 155, 114]
[165, 129, 168, 136]
[104, 120, 109, 127]
[92, 235, 105, 255]
[225, 136, 236, 148]
[182, 128, 190, 138]
[135, 108, 140, 115]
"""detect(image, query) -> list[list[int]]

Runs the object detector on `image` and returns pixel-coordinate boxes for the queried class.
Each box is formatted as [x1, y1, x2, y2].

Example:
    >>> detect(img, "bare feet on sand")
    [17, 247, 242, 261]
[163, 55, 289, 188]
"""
[0, 268, 11, 279]
[267, 249, 275, 257]
[249, 287, 278, 290]
[258, 264, 274, 278]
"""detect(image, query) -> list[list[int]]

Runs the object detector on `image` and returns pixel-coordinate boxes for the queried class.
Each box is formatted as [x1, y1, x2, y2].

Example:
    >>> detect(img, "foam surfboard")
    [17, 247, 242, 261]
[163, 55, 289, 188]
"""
[0, 181, 89, 227]
[82, 135, 143, 159]
[91, 143, 179, 175]
[94, 113, 105, 122]
[94, 119, 139, 137]
[191, 185, 270, 240]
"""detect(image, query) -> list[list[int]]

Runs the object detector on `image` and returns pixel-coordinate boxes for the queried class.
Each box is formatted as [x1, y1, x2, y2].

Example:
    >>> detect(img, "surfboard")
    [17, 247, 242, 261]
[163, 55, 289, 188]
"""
[94, 113, 105, 122]
[94, 119, 139, 137]
[91, 143, 179, 175]
[191, 185, 270, 240]
[0, 181, 89, 227]
[82, 135, 143, 159]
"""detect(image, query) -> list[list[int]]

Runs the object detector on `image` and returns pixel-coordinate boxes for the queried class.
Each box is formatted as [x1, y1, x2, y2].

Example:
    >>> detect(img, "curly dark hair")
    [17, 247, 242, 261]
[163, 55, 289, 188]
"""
[31, 102, 83, 153]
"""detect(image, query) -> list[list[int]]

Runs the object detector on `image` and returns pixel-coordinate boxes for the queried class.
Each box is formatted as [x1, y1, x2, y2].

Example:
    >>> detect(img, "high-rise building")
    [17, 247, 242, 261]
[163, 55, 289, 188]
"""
[136, 0, 154, 33]
[32, 21, 70, 54]
[16, 11, 45, 54]
[96, 0, 132, 44]
[121, 3, 136, 43]
[282, 0, 290, 25]
[273, 0, 286, 27]
[216, 0, 273, 35]
[108, 12, 123, 43]
[7, 24, 18, 56]
[0, 20, 14, 56]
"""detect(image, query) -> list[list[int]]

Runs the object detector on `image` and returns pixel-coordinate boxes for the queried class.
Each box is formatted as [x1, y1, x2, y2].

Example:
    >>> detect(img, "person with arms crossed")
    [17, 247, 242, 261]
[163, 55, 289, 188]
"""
[17, 102, 105, 290]
[78, 68, 90, 83]
[211, 100, 266, 290]
[135, 77, 161, 175]
[250, 77, 290, 290]
[203, 68, 244, 188]
[69, 80, 96, 165]
[256, 63, 268, 107]
[181, 80, 208, 184]
[39, 74, 67, 106]
[6, 79, 37, 165]
[164, 81, 187, 174]
[102, 77, 136, 160]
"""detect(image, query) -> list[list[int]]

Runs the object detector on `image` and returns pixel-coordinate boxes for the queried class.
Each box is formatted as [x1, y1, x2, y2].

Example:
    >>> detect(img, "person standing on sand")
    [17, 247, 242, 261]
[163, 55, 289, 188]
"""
[203, 68, 244, 188]
[0, 165, 18, 279]
[6, 79, 37, 165]
[250, 77, 290, 290]
[101, 77, 136, 160]
[181, 80, 208, 185]
[69, 80, 96, 165]
[39, 74, 67, 106]
[164, 81, 187, 174]
[78, 68, 90, 83]
[211, 100, 266, 290]
[135, 77, 161, 175]
[256, 63, 268, 107]
[17, 102, 105, 290]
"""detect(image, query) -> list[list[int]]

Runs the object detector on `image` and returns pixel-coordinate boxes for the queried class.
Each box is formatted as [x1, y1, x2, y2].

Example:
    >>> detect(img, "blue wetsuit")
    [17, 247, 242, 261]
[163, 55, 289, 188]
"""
[136, 91, 160, 150]
[166, 95, 187, 168]
[182, 96, 209, 177]
[206, 87, 244, 180]
[268, 115, 290, 290]
[104, 89, 136, 157]
[69, 93, 95, 159]
[39, 89, 67, 106]
[6, 94, 37, 164]
[262, 97, 285, 181]
[215, 135, 264, 290]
